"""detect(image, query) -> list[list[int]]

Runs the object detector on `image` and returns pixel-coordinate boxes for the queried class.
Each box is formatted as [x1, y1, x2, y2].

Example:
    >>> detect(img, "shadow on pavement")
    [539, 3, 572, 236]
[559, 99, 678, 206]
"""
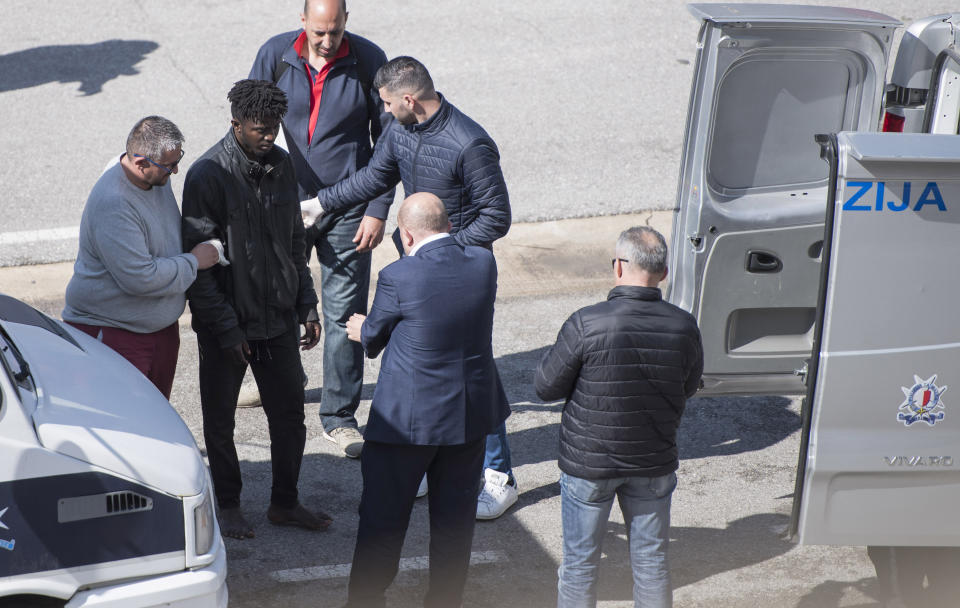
[795, 577, 880, 608]
[679, 395, 800, 459]
[587, 513, 796, 604]
[0, 40, 159, 95]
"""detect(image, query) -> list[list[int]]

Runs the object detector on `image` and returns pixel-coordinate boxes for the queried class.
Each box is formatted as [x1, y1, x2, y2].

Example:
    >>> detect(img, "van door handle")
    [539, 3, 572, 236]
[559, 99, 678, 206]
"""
[746, 250, 782, 273]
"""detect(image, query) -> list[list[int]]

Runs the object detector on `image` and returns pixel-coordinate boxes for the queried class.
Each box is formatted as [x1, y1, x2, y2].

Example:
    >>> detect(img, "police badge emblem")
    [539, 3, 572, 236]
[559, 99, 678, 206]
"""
[898, 374, 947, 427]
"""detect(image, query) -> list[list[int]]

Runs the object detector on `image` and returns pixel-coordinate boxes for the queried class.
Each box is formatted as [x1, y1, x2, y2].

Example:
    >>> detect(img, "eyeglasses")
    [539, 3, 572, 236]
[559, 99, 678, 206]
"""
[133, 149, 185, 174]
[611, 257, 629, 269]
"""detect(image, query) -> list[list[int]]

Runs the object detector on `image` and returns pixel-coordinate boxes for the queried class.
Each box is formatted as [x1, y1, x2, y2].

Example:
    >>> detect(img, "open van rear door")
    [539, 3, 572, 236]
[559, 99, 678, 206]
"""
[668, 5, 899, 395]
[884, 14, 960, 133]
[791, 132, 960, 545]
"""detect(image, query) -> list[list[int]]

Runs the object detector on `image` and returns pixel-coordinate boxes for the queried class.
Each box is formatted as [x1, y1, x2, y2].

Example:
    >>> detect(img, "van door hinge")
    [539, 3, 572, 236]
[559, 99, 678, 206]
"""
[794, 361, 809, 385]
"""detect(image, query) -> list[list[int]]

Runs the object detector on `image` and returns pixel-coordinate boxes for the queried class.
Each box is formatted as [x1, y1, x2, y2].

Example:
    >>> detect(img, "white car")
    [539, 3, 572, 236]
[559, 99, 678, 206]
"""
[0, 294, 227, 607]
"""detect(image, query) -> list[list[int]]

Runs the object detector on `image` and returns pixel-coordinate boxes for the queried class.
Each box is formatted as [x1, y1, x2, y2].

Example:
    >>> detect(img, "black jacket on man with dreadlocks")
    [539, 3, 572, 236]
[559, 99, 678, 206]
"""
[181, 130, 318, 348]
[181, 79, 319, 349]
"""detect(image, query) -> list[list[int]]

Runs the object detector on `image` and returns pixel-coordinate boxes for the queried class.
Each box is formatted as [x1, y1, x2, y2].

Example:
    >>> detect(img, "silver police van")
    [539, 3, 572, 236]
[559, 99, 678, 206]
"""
[669, 4, 960, 547]
[0, 295, 227, 606]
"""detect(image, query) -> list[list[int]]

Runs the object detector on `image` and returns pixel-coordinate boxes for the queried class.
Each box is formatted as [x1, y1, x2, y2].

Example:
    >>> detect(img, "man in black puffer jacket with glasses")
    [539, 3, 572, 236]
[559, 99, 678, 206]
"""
[536, 226, 703, 608]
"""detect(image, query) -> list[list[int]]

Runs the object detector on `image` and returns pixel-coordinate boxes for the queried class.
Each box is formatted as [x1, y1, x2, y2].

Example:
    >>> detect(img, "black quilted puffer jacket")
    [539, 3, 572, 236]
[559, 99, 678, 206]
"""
[317, 94, 511, 248]
[535, 286, 703, 480]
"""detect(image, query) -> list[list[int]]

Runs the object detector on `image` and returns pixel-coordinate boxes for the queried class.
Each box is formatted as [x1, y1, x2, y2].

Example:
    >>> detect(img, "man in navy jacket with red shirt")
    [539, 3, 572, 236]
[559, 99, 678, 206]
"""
[344, 192, 510, 607]
[249, 0, 393, 458]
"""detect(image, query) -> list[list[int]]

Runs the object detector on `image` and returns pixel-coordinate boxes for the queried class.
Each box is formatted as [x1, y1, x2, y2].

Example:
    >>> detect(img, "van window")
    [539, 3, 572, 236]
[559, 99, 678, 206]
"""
[708, 51, 865, 194]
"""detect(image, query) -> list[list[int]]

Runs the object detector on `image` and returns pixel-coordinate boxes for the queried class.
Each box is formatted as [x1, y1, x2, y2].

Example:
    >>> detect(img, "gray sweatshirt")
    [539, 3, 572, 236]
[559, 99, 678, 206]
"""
[63, 159, 198, 333]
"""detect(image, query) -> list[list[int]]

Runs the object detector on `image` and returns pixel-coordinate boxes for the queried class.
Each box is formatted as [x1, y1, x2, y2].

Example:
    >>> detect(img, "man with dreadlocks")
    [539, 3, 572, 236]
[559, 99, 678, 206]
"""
[182, 79, 327, 539]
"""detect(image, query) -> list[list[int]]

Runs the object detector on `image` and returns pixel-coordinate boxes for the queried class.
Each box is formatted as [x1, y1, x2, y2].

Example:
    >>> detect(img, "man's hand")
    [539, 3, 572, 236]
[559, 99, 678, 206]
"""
[226, 341, 251, 366]
[301, 197, 324, 228]
[300, 321, 321, 350]
[191, 243, 220, 270]
[353, 216, 386, 252]
[346, 313, 366, 343]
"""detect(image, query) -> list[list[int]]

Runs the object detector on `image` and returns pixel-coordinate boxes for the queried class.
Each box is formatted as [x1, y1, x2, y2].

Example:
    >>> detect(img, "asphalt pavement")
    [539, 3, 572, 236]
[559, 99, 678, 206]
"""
[0, 0, 945, 266]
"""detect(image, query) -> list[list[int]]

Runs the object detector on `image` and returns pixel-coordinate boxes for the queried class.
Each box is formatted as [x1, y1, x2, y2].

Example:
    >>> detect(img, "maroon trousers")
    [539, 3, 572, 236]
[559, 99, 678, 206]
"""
[66, 321, 180, 399]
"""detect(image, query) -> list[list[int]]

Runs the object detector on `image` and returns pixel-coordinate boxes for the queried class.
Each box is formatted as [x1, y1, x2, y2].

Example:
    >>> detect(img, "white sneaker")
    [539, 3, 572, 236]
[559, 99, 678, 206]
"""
[322, 427, 364, 458]
[416, 474, 428, 498]
[476, 468, 518, 520]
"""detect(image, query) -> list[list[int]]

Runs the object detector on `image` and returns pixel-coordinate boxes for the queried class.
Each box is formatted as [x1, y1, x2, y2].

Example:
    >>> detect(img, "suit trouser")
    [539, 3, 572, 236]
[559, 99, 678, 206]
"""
[196, 326, 306, 510]
[347, 438, 486, 608]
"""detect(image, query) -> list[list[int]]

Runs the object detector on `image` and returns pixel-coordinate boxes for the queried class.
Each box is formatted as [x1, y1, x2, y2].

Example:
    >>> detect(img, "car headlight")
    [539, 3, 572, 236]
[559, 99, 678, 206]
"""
[194, 488, 215, 556]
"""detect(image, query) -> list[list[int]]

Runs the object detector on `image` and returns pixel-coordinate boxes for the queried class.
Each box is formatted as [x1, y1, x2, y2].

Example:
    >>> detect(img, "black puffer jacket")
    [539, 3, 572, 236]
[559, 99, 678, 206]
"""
[317, 94, 511, 248]
[535, 286, 703, 479]
[182, 131, 319, 348]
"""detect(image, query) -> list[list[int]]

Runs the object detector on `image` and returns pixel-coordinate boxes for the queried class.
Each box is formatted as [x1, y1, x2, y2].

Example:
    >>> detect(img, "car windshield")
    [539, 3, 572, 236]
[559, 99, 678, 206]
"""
[0, 295, 81, 349]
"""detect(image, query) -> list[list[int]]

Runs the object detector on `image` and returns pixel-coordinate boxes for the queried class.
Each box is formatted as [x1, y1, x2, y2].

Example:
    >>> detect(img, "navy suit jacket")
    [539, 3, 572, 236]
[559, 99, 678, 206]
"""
[361, 236, 510, 445]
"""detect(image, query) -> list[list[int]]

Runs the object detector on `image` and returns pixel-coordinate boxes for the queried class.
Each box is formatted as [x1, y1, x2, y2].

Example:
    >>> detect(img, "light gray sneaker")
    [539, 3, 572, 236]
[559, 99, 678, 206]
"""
[236, 381, 261, 408]
[323, 426, 364, 458]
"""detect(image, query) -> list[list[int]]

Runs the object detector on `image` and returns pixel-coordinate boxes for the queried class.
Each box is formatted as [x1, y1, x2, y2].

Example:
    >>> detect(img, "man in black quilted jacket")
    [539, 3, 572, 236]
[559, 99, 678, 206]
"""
[303, 55, 519, 520]
[535, 226, 703, 608]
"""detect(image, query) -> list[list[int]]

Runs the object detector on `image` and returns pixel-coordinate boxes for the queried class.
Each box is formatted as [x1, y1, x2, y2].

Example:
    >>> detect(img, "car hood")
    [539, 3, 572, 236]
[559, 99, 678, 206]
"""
[6, 320, 205, 497]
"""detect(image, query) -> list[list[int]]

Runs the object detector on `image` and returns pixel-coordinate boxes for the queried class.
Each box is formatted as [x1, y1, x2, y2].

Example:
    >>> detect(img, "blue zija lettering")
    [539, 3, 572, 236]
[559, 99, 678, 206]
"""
[843, 181, 872, 210]
[843, 182, 947, 211]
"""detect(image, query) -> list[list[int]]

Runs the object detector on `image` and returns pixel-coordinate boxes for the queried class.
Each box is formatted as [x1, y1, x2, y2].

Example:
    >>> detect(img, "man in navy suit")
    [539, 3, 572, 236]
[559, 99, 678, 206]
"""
[344, 192, 510, 608]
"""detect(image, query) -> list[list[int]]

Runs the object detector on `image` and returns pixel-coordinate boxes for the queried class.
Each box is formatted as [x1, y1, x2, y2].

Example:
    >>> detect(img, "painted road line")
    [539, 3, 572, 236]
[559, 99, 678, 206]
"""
[270, 550, 507, 584]
[0, 226, 79, 246]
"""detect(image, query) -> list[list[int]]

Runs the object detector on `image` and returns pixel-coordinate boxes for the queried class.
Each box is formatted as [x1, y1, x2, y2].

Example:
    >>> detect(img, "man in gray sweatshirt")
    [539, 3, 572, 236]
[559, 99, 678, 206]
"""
[63, 116, 218, 399]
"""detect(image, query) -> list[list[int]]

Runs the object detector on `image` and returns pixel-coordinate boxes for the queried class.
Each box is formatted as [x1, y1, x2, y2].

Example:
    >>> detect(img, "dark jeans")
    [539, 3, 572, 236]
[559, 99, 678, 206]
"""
[196, 325, 306, 510]
[305, 207, 371, 432]
[347, 439, 485, 608]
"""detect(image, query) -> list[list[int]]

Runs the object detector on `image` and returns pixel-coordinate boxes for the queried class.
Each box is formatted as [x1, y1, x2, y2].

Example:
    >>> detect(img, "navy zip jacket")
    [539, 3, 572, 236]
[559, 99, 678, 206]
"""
[248, 30, 394, 216]
[316, 94, 512, 248]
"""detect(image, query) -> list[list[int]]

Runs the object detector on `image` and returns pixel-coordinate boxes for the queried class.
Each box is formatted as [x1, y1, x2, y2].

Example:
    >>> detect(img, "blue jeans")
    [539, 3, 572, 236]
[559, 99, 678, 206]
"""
[558, 472, 677, 608]
[483, 421, 513, 482]
[305, 207, 371, 432]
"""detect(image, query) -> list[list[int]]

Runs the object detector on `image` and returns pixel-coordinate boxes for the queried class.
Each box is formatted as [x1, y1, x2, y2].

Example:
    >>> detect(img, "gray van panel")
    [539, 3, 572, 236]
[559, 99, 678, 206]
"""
[924, 48, 960, 134]
[669, 5, 896, 395]
[796, 132, 960, 546]
[889, 14, 960, 90]
[688, 4, 900, 26]
[886, 14, 960, 133]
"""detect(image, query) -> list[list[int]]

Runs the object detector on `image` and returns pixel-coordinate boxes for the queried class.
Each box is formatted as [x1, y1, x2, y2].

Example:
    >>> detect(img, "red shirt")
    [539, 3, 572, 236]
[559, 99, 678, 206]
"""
[294, 32, 351, 144]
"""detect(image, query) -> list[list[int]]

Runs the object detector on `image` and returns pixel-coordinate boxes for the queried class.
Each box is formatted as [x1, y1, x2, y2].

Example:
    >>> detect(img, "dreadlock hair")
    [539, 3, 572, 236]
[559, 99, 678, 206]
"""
[227, 79, 288, 123]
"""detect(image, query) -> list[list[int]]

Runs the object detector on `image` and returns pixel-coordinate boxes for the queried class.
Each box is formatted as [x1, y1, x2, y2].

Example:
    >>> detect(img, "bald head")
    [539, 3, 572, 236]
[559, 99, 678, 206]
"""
[303, 0, 346, 17]
[301, 0, 348, 62]
[398, 193, 449, 244]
